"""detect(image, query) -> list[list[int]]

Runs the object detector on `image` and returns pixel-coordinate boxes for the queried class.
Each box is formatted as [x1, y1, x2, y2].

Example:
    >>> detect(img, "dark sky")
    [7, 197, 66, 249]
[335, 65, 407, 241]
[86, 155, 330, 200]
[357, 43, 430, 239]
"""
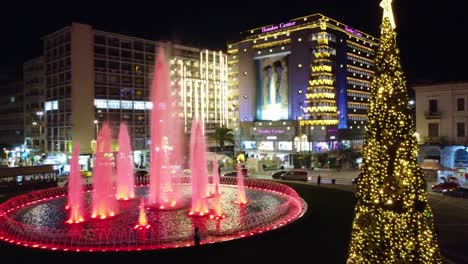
[0, 0, 465, 84]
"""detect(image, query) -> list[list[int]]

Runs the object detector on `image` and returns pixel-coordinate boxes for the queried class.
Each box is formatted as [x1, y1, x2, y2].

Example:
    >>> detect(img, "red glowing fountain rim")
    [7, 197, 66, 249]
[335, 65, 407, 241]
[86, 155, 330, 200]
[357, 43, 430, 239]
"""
[0, 177, 306, 252]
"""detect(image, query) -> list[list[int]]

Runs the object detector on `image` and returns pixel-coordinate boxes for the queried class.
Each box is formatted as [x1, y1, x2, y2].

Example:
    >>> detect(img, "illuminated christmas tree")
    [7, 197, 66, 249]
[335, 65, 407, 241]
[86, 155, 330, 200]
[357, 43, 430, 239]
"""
[347, 1, 442, 263]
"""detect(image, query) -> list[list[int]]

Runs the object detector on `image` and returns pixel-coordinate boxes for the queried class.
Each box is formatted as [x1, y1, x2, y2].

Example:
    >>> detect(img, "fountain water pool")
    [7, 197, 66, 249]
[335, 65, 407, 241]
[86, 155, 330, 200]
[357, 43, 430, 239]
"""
[0, 178, 305, 251]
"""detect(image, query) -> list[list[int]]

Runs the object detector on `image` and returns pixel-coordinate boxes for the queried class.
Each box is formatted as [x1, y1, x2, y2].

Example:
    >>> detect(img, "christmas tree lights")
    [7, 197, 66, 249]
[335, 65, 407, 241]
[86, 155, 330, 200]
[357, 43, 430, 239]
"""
[347, 1, 442, 263]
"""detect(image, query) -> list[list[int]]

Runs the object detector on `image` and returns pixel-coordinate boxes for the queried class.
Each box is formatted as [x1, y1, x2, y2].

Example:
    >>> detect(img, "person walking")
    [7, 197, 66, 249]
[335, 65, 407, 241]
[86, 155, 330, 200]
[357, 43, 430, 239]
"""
[317, 175, 321, 185]
[194, 227, 201, 246]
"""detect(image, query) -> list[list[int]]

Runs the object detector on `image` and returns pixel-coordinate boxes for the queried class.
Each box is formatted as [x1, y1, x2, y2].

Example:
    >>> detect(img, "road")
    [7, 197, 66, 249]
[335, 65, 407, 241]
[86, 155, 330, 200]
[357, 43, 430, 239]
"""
[250, 169, 468, 263]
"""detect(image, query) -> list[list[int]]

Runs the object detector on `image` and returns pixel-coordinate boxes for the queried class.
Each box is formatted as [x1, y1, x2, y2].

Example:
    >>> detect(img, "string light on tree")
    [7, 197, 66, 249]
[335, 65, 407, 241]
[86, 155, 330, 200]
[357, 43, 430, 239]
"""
[347, 1, 442, 263]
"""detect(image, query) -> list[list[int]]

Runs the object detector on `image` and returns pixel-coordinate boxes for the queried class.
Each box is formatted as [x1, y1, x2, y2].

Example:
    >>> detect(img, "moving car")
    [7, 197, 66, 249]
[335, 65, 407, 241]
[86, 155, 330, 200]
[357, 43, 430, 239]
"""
[222, 168, 249, 177]
[431, 181, 460, 193]
[442, 187, 468, 198]
[271, 170, 287, 179]
[280, 170, 309, 181]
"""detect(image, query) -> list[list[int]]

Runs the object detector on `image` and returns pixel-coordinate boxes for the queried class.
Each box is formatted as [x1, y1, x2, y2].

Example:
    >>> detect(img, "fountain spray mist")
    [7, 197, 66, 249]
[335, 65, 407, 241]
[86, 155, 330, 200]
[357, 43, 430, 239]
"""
[116, 123, 135, 200]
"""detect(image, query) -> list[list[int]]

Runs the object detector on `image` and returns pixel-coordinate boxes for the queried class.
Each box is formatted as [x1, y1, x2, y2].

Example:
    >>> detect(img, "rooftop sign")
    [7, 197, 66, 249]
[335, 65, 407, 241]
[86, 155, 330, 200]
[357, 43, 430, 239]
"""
[261, 21, 297, 33]
[345, 26, 362, 37]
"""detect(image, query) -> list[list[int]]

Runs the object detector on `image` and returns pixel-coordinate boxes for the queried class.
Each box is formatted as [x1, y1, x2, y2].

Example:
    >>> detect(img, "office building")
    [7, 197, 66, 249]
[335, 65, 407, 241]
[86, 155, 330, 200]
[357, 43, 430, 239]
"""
[23, 57, 45, 154]
[227, 13, 378, 167]
[41, 22, 228, 166]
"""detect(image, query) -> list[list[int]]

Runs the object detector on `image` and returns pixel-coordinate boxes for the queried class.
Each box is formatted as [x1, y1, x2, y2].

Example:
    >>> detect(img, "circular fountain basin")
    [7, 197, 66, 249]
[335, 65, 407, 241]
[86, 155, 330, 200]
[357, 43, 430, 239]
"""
[0, 177, 305, 252]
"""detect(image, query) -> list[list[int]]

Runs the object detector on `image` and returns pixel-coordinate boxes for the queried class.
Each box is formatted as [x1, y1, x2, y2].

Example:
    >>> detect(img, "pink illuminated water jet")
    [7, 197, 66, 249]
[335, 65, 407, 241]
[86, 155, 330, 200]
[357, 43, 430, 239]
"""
[149, 48, 183, 208]
[66, 144, 84, 224]
[189, 119, 209, 216]
[211, 158, 221, 196]
[116, 123, 135, 200]
[92, 123, 118, 219]
[234, 164, 248, 205]
[134, 197, 150, 229]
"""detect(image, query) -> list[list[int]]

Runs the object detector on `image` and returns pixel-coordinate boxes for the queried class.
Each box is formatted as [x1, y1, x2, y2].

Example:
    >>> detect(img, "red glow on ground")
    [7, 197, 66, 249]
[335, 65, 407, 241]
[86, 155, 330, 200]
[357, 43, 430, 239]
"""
[0, 178, 305, 252]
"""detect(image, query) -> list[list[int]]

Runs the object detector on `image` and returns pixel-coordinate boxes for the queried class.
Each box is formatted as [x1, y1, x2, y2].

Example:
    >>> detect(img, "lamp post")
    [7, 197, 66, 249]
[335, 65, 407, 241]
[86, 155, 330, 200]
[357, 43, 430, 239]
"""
[36, 111, 43, 153]
[94, 120, 99, 137]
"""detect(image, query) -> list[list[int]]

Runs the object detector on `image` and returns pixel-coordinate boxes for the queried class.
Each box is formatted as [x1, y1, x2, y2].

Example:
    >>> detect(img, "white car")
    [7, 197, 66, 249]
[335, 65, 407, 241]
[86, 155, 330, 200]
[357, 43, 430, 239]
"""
[280, 170, 309, 181]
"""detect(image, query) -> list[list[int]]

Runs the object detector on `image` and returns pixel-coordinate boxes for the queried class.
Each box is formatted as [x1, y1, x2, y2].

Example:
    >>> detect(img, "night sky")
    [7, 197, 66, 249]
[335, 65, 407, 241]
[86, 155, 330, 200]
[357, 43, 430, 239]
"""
[0, 0, 465, 84]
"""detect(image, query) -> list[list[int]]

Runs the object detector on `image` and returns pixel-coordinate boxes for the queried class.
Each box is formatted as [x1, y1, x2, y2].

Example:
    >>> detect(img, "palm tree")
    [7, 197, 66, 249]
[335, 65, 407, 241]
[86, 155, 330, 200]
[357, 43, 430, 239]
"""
[211, 127, 235, 151]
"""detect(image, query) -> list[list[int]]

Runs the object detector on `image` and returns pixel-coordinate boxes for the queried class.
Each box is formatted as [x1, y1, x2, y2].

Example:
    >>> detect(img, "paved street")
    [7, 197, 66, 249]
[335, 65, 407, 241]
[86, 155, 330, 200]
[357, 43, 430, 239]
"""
[250, 170, 468, 263]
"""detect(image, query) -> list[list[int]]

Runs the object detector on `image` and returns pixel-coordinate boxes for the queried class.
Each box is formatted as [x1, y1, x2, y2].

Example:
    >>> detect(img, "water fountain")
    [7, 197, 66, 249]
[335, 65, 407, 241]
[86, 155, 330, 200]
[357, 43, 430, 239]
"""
[234, 164, 248, 205]
[116, 123, 135, 200]
[149, 48, 183, 209]
[189, 119, 210, 216]
[66, 143, 84, 224]
[0, 49, 306, 252]
[91, 122, 117, 219]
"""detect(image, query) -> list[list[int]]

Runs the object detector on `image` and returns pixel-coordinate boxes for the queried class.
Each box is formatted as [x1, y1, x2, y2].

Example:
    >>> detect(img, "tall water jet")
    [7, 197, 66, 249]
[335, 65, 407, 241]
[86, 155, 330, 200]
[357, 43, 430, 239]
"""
[149, 48, 183, 208]
[189, 119, 209, 216]
[211, 158, 220, 196]
[92, 123, 117, 219]
[66, 143, 84, 223]
[234, 164, 248, 205]
[116, 123, 135, 200]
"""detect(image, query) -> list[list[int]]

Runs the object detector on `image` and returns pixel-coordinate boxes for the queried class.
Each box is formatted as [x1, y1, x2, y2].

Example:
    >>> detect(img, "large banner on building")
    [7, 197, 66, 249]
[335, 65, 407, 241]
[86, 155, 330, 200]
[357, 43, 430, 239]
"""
[255, 54, 289, 120]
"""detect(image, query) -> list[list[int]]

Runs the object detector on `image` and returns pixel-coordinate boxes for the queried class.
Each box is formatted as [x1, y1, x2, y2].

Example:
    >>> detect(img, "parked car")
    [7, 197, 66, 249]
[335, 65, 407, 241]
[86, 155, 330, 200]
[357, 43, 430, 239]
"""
[280, 170, 309, 181]
[222, 168, 249, 177]
[431, 181, 460, 192]
[442, 187, 468, 198]
[271, 170, 287, 179]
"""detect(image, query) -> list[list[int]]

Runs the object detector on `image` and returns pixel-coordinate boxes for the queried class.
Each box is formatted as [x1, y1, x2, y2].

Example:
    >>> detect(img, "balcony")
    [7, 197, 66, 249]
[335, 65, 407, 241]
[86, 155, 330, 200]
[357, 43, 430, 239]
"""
[424, 136, 447, 145]
[424, 111, 441, 119]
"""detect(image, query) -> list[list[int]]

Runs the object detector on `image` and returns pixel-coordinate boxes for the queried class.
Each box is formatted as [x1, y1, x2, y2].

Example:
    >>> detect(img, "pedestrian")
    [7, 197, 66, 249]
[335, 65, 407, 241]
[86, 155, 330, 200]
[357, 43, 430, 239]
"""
[317, 175, 321, 185]
[218, 165, 222, 177]
[262, 164, 267, 171]
[280, 165, 284, 170]
[194, 227, 201, 246]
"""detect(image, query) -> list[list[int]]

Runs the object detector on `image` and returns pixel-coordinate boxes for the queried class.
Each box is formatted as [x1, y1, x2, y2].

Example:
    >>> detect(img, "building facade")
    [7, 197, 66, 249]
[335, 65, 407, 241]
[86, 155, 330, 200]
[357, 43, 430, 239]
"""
[414, 82, 468, 169]
[0, 81, 24, 155]
[23, 57, 45, 154]
[227, 14, 378, 167]
[169, 45, 229, 136]
[40, 22, 229, 166]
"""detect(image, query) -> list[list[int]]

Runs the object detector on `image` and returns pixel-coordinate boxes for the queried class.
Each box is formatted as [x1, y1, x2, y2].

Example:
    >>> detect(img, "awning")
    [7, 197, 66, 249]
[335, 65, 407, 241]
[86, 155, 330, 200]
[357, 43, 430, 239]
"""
[420, 161, 451, 171]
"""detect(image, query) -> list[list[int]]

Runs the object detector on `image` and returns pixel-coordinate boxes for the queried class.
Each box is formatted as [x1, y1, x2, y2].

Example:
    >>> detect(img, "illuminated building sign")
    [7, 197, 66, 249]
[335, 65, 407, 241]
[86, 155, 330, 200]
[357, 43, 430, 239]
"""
[258, 129, 285, 134]
[261, 21, 297, 33]
[345, 26, 362, 37]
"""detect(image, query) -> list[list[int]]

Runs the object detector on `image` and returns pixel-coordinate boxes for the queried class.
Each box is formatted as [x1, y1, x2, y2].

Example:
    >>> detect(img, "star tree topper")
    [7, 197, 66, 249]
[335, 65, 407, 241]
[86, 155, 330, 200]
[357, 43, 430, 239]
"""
[380, 0, 396, 29]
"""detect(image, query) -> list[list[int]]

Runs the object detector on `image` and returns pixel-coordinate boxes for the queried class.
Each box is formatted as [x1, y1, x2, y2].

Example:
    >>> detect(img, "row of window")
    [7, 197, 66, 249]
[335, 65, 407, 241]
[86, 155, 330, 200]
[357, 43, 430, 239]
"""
[46, 58, 71, 74]
[348, 103, 369, 109]
[347, 43, 374, 56]
[45, 44, 71, 60]
[348, 56, 373, 67]
[94, 35, 157, 53]
[428, 123, 466, 137]
[45, 32, 71, 50]
[310, 32, 336, 42]
[348, 80, 370, 88]
[347, 67, 372, 77]
[428, 98, 465, 112]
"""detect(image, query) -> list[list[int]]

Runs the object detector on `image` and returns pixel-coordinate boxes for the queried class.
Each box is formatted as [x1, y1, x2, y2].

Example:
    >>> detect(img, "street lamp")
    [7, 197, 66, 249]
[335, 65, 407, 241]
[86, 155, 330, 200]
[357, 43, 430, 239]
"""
[94, 120, 99, 137]
[36, 111, 44, 152]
